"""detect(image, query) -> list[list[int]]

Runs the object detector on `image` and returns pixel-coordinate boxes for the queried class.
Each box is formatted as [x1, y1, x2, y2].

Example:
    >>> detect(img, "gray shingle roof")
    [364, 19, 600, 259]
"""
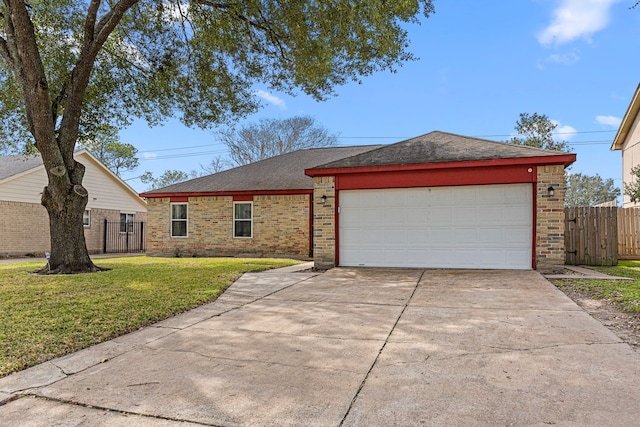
[0, 154, 43, 181]
[312, 131, 572, 170]
[143, 145, 383, 194]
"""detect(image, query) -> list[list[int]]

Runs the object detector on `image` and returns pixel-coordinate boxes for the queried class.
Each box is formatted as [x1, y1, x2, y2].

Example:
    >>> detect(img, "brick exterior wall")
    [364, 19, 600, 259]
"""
[536, 165, 566, 272]
[0, 201, 146, 257]
[146, 194, 311, 259]
[312, 176, 336, 269]
[0, 201, 50, 257]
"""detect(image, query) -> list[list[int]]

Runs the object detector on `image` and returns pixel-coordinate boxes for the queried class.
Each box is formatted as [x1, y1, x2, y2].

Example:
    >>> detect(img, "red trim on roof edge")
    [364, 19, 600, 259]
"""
[335, 164, 536, 190]
[531, 180, 537, 270]
[140, 189, 313, 199]
[305, 155, 576, 177]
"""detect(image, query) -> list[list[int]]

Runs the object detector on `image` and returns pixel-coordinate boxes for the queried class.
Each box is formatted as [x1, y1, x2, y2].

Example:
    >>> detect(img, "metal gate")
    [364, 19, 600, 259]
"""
[103, 219, 146, 253]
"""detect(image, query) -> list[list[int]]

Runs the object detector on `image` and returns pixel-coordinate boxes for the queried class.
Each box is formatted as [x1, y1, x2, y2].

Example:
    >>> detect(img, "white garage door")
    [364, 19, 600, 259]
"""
[339, 184, 533, 269]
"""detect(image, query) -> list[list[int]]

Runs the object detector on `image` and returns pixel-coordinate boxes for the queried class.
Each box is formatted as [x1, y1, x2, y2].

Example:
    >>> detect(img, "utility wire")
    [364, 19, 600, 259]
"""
[136, 129, 618, 161]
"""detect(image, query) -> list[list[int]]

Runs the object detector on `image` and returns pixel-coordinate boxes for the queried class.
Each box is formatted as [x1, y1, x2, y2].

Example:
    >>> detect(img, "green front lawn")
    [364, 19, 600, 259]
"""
[0, 256, 298, 378]
[555, 260, 640, 313]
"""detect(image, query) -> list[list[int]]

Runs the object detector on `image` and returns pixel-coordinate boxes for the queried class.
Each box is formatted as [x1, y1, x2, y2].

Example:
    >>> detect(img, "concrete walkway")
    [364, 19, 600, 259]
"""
[1, 267, 640, 426]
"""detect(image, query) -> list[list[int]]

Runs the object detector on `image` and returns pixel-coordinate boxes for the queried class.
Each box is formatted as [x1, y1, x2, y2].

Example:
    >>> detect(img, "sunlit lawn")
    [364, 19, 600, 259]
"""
[554, 260, 640, 313]
[0, 256, 298, 377]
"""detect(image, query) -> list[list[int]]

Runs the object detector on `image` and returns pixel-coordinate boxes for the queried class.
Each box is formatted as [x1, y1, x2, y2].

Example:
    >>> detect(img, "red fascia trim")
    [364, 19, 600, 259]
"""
[309, 197, 314, 257]
[140, 189, 313, 199]
[305, 155, 576, 177]
[335, 191, 340, 266]
[531, 180, 537, 270]
[335, 164, 536, 190]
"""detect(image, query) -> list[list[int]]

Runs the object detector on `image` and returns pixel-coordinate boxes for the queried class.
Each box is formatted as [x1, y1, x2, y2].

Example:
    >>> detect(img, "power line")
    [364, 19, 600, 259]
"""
[135, 129, 618, 161]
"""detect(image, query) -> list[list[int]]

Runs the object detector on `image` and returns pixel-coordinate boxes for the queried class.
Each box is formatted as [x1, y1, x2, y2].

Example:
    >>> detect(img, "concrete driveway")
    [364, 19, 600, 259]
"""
[2, 266, 640, 426]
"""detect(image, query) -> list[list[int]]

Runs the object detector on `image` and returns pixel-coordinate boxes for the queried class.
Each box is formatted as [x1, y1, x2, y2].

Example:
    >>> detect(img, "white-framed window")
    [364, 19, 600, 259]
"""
[83, 210, 91, 227]
[171, 203, 188, 237]
[120, 213, 134, 233]
[233, 202, 252, 238]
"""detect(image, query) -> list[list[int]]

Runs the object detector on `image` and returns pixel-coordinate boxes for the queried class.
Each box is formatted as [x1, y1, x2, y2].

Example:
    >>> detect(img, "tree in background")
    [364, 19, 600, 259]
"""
[624, 165, 640, 203]
[220, 116, 339, 166]
[140, 170, 194, 191]
[508, 113, 620, 207]
[201, 155, 231, 175]
[509, 112, 570, 152]
[565, 173, 619, 207]
[0, 0, 435, 273]
[79, 124, 139, 176]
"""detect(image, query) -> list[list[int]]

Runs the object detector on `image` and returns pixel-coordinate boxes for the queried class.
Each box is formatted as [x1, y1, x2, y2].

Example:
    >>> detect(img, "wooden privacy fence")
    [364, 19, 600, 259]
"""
[618, 208, 640, 259]
[564, 207, 640, 266]
[564, 207, 617, 266]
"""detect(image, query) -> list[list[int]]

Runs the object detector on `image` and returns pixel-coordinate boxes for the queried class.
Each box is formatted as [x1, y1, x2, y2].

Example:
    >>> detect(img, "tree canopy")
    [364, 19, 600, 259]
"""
[508, 112, 570, 152]
[0, 0, 435, 273]
[79, 124, 139, 176]
[221, 115, 338, 166]
[140, 169, 192, 190]
[624, 165, 640, 204]
[565, 173, 619, 207]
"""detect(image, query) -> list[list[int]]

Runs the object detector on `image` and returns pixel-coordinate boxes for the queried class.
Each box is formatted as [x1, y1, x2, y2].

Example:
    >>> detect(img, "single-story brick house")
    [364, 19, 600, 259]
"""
[141, 131, 576, 271]
[0, 149, 147, 257]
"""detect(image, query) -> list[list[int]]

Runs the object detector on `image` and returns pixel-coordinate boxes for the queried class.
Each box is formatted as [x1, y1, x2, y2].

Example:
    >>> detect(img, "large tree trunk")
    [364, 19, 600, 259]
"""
[36, 159, 102, 274]
[40, 186, 100, 274]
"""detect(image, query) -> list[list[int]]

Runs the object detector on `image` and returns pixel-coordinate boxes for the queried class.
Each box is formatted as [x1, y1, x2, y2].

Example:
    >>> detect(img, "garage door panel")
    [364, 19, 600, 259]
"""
[453, 207, 478, 224]
[429, 207, 453, 225]
[339, 184, 533, 269]
[406, 208, 427, 223]
[506, 249, 531, 266]
[383, 229, 407, 246]
[453, 228, 479, 245]
[478, 228, 506, 244]
[360, 208, 387, 226]
[505, 227, 531, 244]
[477, 207, 505, 225]
[427, 188, 454, 204]
[383, 207, 406, 224]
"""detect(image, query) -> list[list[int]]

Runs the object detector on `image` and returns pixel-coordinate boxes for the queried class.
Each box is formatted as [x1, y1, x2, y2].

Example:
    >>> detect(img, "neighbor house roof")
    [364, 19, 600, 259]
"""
[611, 83, 640, 151]
[0, 154, 44, 181]
[140, 145, 383, 197]
[0, 150, 146, 210]
[307, 131, 575, 173]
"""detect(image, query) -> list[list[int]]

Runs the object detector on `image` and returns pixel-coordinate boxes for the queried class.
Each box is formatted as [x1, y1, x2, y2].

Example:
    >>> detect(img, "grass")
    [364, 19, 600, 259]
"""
[554, 260, 640, 313]
[0, 256, 298, 378]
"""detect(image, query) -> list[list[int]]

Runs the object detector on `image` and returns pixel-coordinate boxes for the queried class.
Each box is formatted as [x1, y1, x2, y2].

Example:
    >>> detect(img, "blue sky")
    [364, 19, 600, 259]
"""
[121, 0, 640, 193]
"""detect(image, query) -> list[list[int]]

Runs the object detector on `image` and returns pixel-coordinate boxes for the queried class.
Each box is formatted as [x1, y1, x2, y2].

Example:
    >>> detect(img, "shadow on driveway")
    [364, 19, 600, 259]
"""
[1, 268, 640, 426]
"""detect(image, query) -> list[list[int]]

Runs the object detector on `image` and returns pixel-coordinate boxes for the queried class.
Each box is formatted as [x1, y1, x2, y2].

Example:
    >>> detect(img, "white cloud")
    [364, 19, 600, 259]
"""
[255, 90, 287, 110]
[538, 0, 620, 46]
[545, 52, 580, 65]
[553, 121, 578, 140]
[596, 115, 622, 126]
[142, 152, 158, 160]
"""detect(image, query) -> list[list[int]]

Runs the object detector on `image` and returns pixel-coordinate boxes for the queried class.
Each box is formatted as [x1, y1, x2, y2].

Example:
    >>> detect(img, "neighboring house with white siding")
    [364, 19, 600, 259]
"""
[611, 84, 640, 207]
[0, 149, 147, 257]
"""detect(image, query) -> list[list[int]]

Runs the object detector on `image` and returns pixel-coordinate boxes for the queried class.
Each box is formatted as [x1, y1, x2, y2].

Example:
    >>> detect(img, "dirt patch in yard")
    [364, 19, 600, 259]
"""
[556, 284, 640, 352]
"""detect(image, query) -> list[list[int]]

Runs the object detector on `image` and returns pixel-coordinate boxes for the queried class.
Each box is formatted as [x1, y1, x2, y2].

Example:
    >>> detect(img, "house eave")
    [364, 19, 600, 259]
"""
[140, 188, 314, 199]
[612, 83, 640, 151]
[305, 155, 576, 177]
